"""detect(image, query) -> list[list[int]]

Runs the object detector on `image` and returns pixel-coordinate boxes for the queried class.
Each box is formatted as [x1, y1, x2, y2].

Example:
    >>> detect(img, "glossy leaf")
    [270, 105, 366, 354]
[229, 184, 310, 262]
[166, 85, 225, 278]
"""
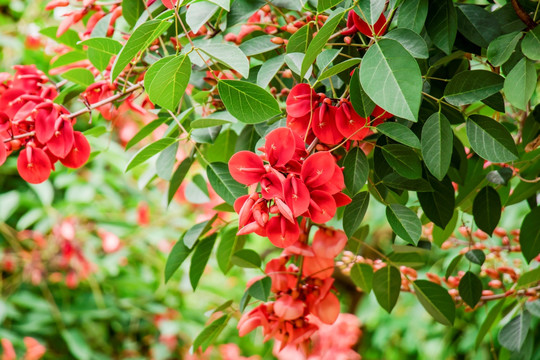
[385, 204, 422, 245]
[342, 147, 369, 195]
[521, 26, 540, 60]
[384, 28, 429, 59]
[456, 5, 501, 48]
[373, 265, 401, 313]
[425, 0, 457, 54]
[207, 162, 247, 205]
[466, 115, 518, 163]
[472, 186, 501, 235]
[231, 249, 262, 268]
[349, 68, 375, 118]
[520, 206, 540, 264]
[145, 55, 192, 111]
[377, 122, 420, 149]
[413, 280, 455, 326]
[360, 39, 422, 122]
[487, 32, 521, 67]
[356, 0, 385, 25]
[343, 192, 370, 238]
[458, 271, 482, 308]
[421, 112, 453, 180]
[189, 234, 217, 290]
[444, 70, 504, 106]
[164, 234, 193, 283]
[382, 144, 422, 179]
[397, 0, 428, 34]
[465, 249, 486, 266]
[125, 138, 178, 172]
[418, 176, 455, 228]
[247, 277, 271, 301]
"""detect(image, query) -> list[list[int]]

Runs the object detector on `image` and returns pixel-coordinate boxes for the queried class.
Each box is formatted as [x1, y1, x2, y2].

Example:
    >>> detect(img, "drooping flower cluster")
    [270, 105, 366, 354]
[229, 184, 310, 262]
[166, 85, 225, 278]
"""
[0, 65, 91, 184]
[228, 127, 351, 248]
[286, 83, 393, 146]
[238, 228, 347, 351]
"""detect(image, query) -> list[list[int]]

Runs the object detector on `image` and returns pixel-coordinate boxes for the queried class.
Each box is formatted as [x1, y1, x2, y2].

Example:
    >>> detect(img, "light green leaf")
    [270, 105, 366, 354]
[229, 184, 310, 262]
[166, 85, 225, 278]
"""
[80, 37, 122, 71]
[184, 216, 217, 249]
[466, 115, 518, 163]
[384, 28, 429, 59]
[377, 122, 420, 149]
[112, 19, 172, 80]
[207, 162, 247, 205]
[522, 26, 540, 60]
[373, 265, 401, 313]
[413, 280, 455, 326]
[317, 0, 343, 12]
[445, 253, 463, 279]
[156, 142, 178, 180]
[51, 51, 87, 69]
[421, 112, 453, 180]
[186, 2, 219, 33]
[257, 54, 285, 88]
[433, 210, 458, 247]
[192, 314, 230, 352]
[504, 57, 536, 111]
[351, 263, 373, 293]
[487, 32, 521, 67]
[386, 203, 422, 245]
[382, 144, 422, 179]
[199, 43, 249, 78]
[360, 39, 422, 122]
[239, 35, 280, 56]
[476, 298, 506, 347]
[40, 27, 83, 49]
[356, 0, 385, 25]
[145, 55, 192, 111]
[126, 117, 169, 150]
[217, 80, 281, 124]
[61, 329, 92, 360]
[207, 0, 230, 11]
[61, 68, 95, 87]
[444, 70, 504, 106]
[425, 0, 457, 54]
[342, 147, 369, 195]
[231, 249, 262, 268]
[317, 58, 361, 82]
[191, 118, 231, 128]
[517, 267, 540, 287]
[122, 0, 145, 27]
[125, 137, 178, 172]
[217, 227, 246, 274]
[287, 24, 312, 54]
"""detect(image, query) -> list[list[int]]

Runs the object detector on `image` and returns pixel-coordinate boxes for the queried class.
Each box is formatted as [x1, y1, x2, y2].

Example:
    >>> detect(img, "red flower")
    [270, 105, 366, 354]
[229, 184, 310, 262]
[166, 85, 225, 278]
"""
[351, 11, 388, 37]
[60, 131, 91, 169]
[336, 102, 369, 141]
[17, 146, 52, 184]
[312, 104, 343, 145]
[229, 150, 266, 185]
[266, 215, 300, 248]
[286, 84, 319, 118]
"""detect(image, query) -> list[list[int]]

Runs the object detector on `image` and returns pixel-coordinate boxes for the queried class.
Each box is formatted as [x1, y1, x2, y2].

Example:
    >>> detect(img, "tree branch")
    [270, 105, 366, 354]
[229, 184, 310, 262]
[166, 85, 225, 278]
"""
[511, 0, 537, 29]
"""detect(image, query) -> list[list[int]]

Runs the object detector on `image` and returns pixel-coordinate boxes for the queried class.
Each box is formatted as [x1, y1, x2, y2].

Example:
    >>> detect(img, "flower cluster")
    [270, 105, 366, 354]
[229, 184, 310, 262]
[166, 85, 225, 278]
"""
[342, 10, 388, 38]
[228, 127, 351, 248]
[0, 65, 90, 184]
[238, 228, 347, 351]
[285, 83, 393, 146]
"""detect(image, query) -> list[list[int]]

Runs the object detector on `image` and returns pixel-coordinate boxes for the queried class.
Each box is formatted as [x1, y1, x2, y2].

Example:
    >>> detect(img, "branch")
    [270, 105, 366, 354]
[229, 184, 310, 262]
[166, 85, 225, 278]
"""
[511, 0, 537, 29]
[3, 131, 36, 143]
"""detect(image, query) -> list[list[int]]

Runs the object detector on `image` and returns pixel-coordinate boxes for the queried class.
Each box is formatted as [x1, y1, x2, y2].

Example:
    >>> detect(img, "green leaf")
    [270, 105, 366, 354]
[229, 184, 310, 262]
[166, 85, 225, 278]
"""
[458, 271, 482, 308]
[445, 254, 463, 279]
[373, 265, 401, 313]
[397, 0, 428, 34]
[472, 186, 501, 235]
[382, 144, 422, 179]
[217, 227, 246, 274]
[498, 311, 531, 352]
[413, 280, 455, 326]
[301, 9, 346, 78]
[184, 216, 217, 249]
[517, 267, 540, 287]
[487, 32, 521, 67]
[168, 155, 194, 205]
[317, 49, 341, 72]
[287, 24, 312, 54]
[521, 26, 540, 61]
[61, 68, 95, 87]
[112, 19, 171, 80]
[126, 117, 169, 150]
[125, 137, 178, 172]
[145, 55, 191, 111]
[466, 115, 518, 163]
[207, 0, 230, 11]
[318, 58, 361, 82]
[525, 300, 540, 317]
[192, 314, 230, 352]
[218, 80, 281, 124]
[520, 206, 540, 264]
[382, 173, 433, 192]
[189, 234, 217, 290]
[51, 51, 87, 69]
[456, 5, 501, 48]
[444, 70, 504, 106]
[199, 44, 249, 78]
[349, 68, 375, 118]
[418, 176, 455, 228]
[235, 125, 261, 152]
[360, 39, 422, 122]
[432, 210, 458, 247]
[384, 28, 429, 59]
[486, 167, 513, 186]
[504, 57, 536, 111]
[388, 251, 427, 268]
[317, 0, 343, 12]
[425, 0, 457, 54]
[156, 142, 178, 180]
[343, 191, 370, 238]
[207, 162, 247, 205]
[342, 147, 369, 195]
[231, 249, 261, 268]
[256, 54, 285, 88]
[186, 2, 219, 33]
[204, 129, 238, 164]
[80, 37, 122, 71]
[421, 112, 453, 181]
[61, 329, 92, 360]
[476, 298, 506, 347]
[465, 249, 486, 266]
[247, 277, 272, 301]
[385, 203, 422, 245]
[191, 118, 231, 129]
[40, 27, 83, 49]
[164, 234, 193, 283]
[356, 0, 385, 25]
[122, 0, 145, 27]
[481, 92, 505, 112]
[239, 35, 280, 56]
[350, 263, 373, 293]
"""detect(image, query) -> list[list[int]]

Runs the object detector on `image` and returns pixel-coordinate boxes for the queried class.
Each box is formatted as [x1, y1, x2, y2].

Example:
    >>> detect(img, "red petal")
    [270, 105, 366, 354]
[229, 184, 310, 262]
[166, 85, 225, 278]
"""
[312, 228, 348, 259]
[313, 292, 340, 324]
[0, 137, 6, 166]
[228, 151, 266, 185]
[260, 172, 284, 200]
[17, 147, 52, 184]
[234, 194, 251, 214]
[284, 177, 310, 217]
[312, 105, 343, 145]
[47, 119, 74, 158]
[353, 12, 388, 37]
[60, 131, 90, 168]
[161, 0, 177, 9]
[287, 113, 313, 140]
[302, 255, 334, 279]
[34, 104, 57, 143]
[308, 190, 337, 223]
[286, 83, 318, 118]
[266, 216, 299, 248]
[264, 127, 295, 167]
[301, 151, 336, 188]
[336, 103, 369, 141]
[333, 192, 352, 207]
[371, 105, 393, 120]
[313, 164, 345, 194]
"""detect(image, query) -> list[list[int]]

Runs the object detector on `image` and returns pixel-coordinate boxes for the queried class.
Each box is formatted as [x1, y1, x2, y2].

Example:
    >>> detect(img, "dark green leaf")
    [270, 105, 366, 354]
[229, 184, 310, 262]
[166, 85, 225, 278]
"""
[445, 254, 463, 279]
[397, 0, 428, 34]
[164, 234, 193, 283]
[217, 227, 246, 274]
[287, 24, 312, 54]
[125, 138, 178, 172]
[145, 55, 191, 111]
[189, 234, 217, 290]
[520, 206, 540, 263]
[218, 80, 281, 124]
[382, 172, 433, 192]
[486, 167, 513, 186]
[456, 5, 501, 48]
[466, 115, 518, 163]
[504, 57, 536, 110]
[382, 144, 422, 179]
[487, 32, 521, 67]
[231, 249, 262, 268]
[168, 155, 194, 205]
[343, 192, 370, 238]
[458, 271, 482, 308]
[426, 0, 457, 54]
[207, 162, 247, 205]
[472, 186, 501, 235]
[476, 298, 506, 347]
[349, 68, 375, 118]
[384, 28, 429, 58]
[481, 92, 506, 112]
[351, 263, 373, 293]
[317, 0, 343, 12]
[465, 249, 486, 266]
[377, 122, 420, 149]
[192, 314, 230, 352]
[521, 26, 540, 61]
[444, 70, 504, 106]
[386, 203, 422, 245]
[413, 280, 455, 326]
[421, 112, 453, 180]
[373, 265, 401, 313]
[498, 311, 531, 352]
[342, 147, 369, 195]
[418, 176, 455, 228]
[247, 277, 272, 301]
